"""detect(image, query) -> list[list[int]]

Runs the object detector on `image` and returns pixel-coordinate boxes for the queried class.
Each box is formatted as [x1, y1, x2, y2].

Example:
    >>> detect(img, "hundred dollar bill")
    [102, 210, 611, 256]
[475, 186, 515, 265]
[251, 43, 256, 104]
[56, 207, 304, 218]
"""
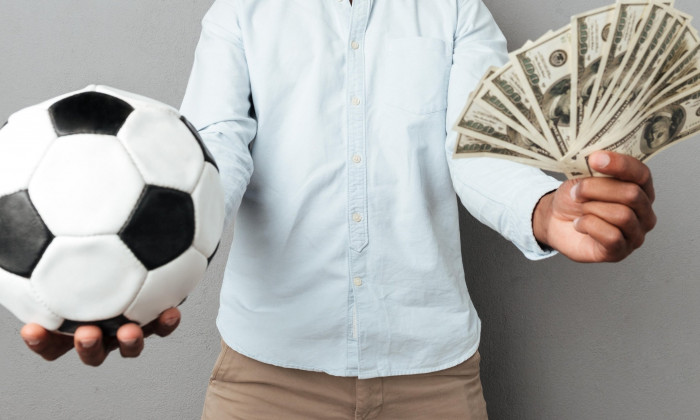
[638, 36, 700, 109]
[588, 18, 696, 147]
[451, 0, 700, 179]
[616, 45, 700, 128]
[484, 63, 558, 156]
[571, 2, 678, 155]
[594, 6, 683, 126]
[582, 6, 680, 146]
[587, 2, 669, 123]
[628, 12, 691, 101]
[617, 68, 700, 132]
[571, 4, 616, 139]
[650, 68, 700, 106]
[512, 25, 573, 156]
[583, 1, 652, 129]
[583, 88, 700, 162]
[601, 8, 680, 112]
[477, 90, 540, 144]
[453, 133, 561, 172]
[650, 24, 698, 86]
[474, 68, 536, 137]
[454, 87, 558, 162]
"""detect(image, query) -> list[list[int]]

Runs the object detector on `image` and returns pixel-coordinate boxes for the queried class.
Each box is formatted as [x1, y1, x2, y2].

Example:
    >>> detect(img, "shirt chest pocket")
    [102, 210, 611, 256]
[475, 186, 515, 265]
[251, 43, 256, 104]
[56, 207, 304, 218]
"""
[379, 37, 451, 115]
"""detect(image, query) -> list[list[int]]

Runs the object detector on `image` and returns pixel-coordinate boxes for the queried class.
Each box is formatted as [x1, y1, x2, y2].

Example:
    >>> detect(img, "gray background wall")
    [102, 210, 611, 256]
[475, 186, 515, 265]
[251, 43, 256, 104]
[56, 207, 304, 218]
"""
[1, 1, 699, 419]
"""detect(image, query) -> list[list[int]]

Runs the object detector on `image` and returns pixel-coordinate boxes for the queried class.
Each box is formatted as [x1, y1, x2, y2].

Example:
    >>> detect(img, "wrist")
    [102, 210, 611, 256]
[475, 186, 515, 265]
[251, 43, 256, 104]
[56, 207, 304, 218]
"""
[532, 191, 555, 250]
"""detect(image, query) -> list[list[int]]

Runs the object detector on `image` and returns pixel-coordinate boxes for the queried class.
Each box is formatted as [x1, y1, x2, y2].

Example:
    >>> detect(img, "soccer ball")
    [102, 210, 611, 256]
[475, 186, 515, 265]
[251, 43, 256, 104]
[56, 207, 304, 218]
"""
[0, 85, 224, 335]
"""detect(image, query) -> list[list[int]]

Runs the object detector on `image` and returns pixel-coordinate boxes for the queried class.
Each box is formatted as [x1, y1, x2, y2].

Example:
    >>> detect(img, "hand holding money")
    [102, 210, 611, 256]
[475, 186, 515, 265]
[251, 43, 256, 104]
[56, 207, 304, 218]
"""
[533, 151, 656, 262]
[453, 0, 700, 178]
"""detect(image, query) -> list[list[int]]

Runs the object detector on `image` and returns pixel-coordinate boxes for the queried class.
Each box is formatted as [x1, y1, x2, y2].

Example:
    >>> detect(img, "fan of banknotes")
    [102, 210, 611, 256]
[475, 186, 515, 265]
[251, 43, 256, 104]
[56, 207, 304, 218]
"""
[453, 0, 700, 178]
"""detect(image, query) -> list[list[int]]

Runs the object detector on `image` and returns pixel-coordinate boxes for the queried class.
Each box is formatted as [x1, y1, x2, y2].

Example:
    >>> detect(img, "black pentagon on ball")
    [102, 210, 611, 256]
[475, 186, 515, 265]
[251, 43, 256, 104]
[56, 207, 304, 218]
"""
[119, 185, 195, 270]
[180, 116, 219, 171]
[48, 91, 134, 137]
[0, 190, 54, 278]
[58, 314, 133, 336]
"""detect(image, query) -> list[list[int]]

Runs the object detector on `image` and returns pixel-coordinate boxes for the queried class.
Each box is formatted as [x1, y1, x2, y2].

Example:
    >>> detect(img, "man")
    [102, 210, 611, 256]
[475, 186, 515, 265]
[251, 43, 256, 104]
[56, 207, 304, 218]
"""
[20, 0, 656, 418]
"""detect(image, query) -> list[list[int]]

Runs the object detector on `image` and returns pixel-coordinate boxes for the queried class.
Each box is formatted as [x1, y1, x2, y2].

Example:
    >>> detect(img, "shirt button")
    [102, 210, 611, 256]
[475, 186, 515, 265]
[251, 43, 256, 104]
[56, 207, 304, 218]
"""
[351, 96, 361, 106]
[352, 154, 362, 164]
[351, 41, 360, 50]
[353, 277, 363, 286]
[352, 213, 363, 223]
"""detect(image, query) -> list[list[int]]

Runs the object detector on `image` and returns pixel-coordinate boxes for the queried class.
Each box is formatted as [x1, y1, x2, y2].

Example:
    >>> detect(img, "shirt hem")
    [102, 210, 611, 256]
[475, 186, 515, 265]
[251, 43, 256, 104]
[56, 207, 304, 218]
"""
[218, 319, 482, 379]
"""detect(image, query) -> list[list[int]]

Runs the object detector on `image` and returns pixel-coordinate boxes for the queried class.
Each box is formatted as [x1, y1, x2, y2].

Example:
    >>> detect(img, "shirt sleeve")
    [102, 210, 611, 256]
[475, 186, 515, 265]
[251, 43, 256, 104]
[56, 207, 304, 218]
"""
[180, 0, 256, 226]
[445, 0, 562, 260]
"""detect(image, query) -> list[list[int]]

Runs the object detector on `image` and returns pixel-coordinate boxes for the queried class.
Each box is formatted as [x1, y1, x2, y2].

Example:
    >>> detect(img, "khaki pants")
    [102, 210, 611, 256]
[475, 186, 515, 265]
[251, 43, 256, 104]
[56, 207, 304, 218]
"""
[201, 340, 488, 420]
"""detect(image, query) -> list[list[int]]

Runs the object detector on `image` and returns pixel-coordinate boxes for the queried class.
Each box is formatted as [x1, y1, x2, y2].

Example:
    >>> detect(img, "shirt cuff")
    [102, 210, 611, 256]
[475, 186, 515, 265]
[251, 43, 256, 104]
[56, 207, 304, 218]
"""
[515, 179, 562, 260]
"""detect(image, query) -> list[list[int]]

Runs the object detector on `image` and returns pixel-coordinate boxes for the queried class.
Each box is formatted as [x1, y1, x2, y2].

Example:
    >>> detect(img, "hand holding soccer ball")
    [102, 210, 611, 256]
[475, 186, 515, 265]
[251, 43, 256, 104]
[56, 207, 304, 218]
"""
[0, 86, 225, 363]
[20, 307, 181, 365]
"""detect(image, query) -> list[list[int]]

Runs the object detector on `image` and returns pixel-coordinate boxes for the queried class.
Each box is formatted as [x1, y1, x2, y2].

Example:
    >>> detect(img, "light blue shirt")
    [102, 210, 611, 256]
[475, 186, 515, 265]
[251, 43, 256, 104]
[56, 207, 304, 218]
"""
[180, 0, 561, 379]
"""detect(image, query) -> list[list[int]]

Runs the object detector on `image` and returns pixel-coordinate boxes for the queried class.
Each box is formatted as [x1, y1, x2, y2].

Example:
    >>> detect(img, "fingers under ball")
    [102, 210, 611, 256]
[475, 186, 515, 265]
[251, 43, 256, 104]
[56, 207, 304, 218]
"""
[74, 326, 108, 367]
[155, 307, 181, 337]
[20, 324, 74, 361]
[116, 323, 144, 358]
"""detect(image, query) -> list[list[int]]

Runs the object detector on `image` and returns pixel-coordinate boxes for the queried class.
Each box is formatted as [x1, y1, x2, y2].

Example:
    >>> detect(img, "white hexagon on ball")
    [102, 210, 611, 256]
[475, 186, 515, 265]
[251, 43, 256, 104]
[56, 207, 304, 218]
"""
[28, 134, 145, 236]
[31, 235, 148, 322]
[118, 107, 204, 193]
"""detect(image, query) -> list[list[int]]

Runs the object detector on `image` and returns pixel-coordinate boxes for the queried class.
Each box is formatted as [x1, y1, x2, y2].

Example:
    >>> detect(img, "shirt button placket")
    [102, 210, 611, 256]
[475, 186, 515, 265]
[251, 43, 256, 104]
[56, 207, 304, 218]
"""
[346, 2, 368, 254]
[345, 0, 371, 376]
